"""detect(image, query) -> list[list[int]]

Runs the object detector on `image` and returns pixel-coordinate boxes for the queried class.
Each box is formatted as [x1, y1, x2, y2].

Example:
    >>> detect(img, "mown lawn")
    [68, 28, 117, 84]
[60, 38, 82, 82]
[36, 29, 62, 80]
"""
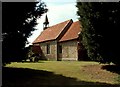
[3, 61, 120, 86]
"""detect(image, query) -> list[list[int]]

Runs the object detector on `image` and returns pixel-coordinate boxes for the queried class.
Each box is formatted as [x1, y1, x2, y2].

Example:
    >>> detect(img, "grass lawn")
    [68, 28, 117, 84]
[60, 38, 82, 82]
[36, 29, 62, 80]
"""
[3, 61, 120, 86]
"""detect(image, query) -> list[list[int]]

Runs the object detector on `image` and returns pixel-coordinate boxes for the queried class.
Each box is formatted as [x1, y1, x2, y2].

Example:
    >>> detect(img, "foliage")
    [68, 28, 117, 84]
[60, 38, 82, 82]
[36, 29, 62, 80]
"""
[117, 75, 120, 83]
[76, 2, 120, 65]
[2, 2, 48, 65]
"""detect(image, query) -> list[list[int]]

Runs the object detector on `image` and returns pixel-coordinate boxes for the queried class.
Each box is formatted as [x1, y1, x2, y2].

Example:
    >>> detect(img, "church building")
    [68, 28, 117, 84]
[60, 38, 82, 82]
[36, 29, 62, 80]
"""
[32, 15, 87, 61]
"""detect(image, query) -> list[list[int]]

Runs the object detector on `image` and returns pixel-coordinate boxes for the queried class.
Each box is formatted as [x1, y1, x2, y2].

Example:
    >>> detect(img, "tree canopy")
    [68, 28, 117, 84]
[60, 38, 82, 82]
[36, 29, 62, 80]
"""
[76, 2, 120, 65]
[2, 2, 48, 65]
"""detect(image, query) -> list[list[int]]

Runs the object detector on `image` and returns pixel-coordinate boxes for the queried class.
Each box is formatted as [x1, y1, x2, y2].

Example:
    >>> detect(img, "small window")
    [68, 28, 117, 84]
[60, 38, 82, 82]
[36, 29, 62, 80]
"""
[59, 45, 62, 53]
[47, 44, 50, 54]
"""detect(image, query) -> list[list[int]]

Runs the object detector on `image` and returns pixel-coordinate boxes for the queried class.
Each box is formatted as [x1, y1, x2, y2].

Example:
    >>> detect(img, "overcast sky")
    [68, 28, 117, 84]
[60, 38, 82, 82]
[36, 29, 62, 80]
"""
[27, 0, 79, 46]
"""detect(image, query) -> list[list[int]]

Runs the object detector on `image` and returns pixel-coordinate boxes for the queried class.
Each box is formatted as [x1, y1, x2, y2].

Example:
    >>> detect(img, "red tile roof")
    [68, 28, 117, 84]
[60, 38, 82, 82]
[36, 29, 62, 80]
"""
[59, 21, 81, 42]
[33, 19, 72, 43]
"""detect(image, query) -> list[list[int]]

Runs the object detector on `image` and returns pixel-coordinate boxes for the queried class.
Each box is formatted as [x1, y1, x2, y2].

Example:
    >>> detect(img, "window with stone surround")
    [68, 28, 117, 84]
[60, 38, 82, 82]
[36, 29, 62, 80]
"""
[47, 43, 50, 54]
[59, 45, 62, 53]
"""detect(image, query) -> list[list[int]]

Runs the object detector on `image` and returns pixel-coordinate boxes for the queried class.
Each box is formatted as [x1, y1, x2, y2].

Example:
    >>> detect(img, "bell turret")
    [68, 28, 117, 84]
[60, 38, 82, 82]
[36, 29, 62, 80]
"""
[43, 14, 49, 30]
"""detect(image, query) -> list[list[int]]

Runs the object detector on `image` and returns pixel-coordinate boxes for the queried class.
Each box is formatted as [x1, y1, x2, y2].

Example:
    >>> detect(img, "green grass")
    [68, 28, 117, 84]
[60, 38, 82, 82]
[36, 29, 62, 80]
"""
[6, 61, 99, 80]
[3, 61, 120, 86]
[7, 61, 96, 78]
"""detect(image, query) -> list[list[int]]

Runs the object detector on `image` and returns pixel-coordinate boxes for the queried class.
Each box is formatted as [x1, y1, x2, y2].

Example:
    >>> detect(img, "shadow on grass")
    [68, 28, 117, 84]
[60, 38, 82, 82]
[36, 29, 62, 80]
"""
[102, 65, 120, 84]
[102, 65, 120, 74]
[2, 67, 120, 87]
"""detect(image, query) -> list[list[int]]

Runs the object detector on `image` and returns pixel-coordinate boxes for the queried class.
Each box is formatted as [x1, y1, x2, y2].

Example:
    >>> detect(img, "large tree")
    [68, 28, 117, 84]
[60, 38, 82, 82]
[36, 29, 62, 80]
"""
[76, 2, 120, 65]
[2, 2, 48, 65]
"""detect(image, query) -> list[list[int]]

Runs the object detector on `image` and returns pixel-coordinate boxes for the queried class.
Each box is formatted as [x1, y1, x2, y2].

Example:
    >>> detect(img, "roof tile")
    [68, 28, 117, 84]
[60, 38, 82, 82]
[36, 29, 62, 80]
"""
[59, 21, 81, 42]
[33, 19, 71, 43]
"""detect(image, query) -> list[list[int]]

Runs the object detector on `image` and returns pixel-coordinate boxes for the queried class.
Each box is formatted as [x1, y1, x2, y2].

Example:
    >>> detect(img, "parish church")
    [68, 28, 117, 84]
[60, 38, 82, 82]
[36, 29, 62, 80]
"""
[32, 15, 87, 61]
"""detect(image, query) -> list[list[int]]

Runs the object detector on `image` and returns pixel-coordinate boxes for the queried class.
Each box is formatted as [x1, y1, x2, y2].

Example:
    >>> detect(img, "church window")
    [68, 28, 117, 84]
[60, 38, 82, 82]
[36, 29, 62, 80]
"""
[47, 43, 50, 54]
[59, 45, 62, 53]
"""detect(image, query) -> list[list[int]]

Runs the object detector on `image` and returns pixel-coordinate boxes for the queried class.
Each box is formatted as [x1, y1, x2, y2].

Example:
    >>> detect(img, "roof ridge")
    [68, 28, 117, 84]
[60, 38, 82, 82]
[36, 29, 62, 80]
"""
[48, 19, 72, 28]
[59, 20, 81, 42]
[55, 19, 73, 39]
[32, 19, 74, 44]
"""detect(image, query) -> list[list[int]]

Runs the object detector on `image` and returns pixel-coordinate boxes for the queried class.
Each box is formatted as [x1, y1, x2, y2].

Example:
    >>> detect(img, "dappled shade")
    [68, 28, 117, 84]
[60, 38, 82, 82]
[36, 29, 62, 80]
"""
[102, 65, 120, 74]
[3, 67, 120, 87]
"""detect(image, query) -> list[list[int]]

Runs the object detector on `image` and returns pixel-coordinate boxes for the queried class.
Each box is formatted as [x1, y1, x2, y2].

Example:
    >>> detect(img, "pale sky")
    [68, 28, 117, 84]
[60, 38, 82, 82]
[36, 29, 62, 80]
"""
[27, 0, 79, 46]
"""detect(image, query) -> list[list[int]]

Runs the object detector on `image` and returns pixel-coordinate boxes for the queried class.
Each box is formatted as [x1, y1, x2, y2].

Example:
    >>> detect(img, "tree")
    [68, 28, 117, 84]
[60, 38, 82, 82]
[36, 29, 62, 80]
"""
[76, 2, 120, 65]
[2, 2, 48, 65]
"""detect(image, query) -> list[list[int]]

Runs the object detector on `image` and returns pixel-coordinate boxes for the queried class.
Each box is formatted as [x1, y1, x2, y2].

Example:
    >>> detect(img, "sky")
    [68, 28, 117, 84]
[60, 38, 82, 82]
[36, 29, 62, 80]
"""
[27, 0, 79, 46]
